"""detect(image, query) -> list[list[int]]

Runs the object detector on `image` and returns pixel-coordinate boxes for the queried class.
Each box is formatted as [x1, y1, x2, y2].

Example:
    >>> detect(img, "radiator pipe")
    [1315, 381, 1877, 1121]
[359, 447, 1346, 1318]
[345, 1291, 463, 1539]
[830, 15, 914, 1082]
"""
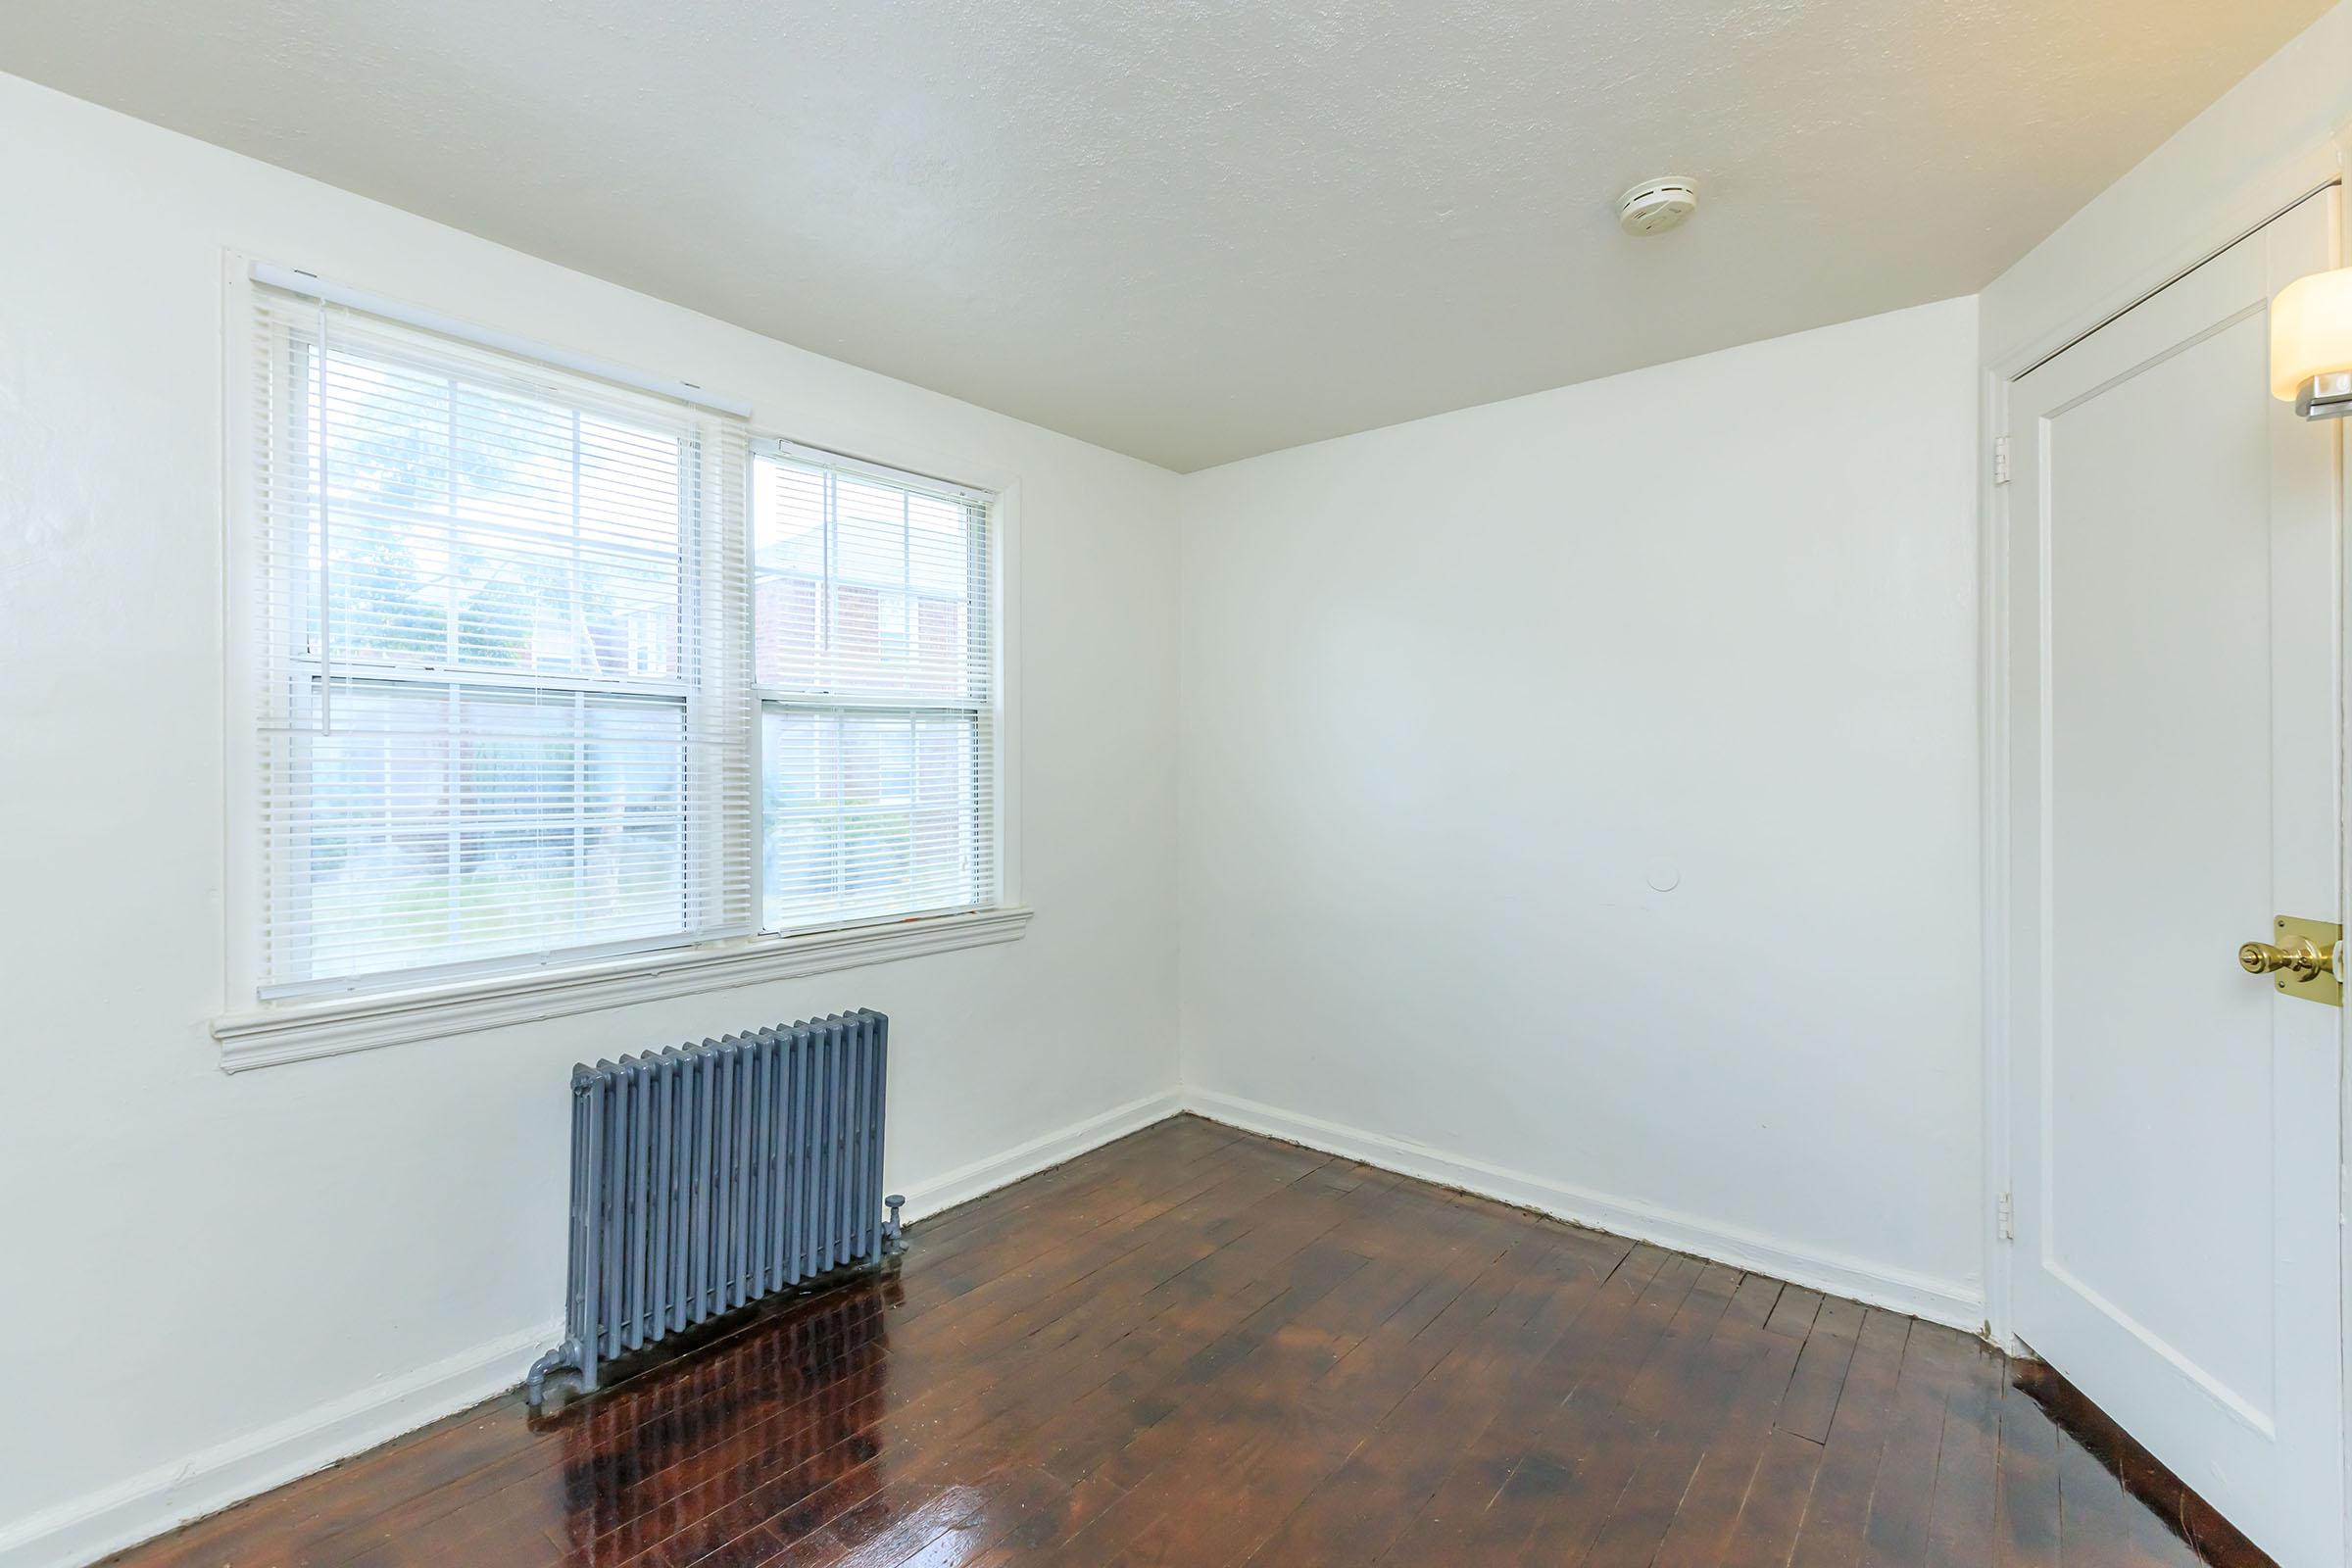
[524, 1339, 586, 1409]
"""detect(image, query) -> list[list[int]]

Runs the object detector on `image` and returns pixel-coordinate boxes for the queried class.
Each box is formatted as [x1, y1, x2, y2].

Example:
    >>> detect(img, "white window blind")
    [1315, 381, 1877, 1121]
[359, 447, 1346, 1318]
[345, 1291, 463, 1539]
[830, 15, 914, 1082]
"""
[753, 444, 997, 934]
[247, 281, 753, 995]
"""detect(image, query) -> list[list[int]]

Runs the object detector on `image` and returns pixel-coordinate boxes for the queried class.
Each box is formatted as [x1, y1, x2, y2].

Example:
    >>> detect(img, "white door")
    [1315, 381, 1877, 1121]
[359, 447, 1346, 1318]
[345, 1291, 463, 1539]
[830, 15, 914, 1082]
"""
[2005, 186, 2345, 1567]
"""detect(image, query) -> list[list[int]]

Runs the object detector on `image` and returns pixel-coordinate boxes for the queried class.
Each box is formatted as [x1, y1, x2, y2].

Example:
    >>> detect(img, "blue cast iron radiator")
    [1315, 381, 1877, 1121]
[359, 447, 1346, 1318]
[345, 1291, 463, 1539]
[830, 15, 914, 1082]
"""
[525, 1009, 904, 1406]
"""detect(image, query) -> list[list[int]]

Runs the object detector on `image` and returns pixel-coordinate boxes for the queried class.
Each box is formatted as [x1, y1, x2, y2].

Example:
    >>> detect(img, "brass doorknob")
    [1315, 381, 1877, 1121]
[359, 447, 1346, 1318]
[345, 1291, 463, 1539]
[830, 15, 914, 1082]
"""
[2239, 937, 2333, 979]
[2244, 917, 2345, 1005]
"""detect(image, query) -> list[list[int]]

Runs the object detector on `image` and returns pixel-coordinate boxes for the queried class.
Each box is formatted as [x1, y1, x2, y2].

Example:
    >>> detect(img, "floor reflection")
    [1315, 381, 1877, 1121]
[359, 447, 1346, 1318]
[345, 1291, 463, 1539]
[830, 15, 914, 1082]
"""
[554, 1275, 902, 1562]
[2010, 1356, 2273, 1568]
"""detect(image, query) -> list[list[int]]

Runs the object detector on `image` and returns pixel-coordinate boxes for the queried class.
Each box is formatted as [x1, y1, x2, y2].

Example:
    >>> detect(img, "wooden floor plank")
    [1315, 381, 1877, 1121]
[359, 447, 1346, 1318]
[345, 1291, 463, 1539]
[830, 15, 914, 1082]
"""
[1365, 1242, 1668, 1565]
[1038, 1218, 1565, 1564]
[1720, 1428, 1831, 1568]
[1924, 1336, 2002, 1568]
[1506, 1257, 1744, 1565]
[1074, 1234, 1590, 1565]
[1854, 1321, 1962, 1568]
[1579, 1265, 1767, 1568]
[2057, 1421, 2149, 1568]
[1236, 1233, 1623, 1564]
[1458, 1250, 1710, 1563]
[1646, 1301, 1808, 1568]
[1765, 1286, 1827, 1340]
[1994, 1371, 2065, 1568]
[1787, 1308, 1912, 1568]
[99, 1116, 2267, 1568]
[1778, 1295, 1868, 1445]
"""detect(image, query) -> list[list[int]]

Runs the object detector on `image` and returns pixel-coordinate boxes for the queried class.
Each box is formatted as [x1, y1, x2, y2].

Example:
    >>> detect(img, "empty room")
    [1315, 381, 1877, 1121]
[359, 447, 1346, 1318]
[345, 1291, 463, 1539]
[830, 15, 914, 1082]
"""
[6, 2, 2352, 1565]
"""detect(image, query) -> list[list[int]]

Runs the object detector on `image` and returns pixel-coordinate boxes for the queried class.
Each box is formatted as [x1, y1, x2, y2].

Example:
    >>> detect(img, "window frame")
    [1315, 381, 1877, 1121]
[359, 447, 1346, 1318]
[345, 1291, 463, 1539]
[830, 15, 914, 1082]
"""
[240, 275, 754, 999]
[746, 436, 1010, 939]
[215, 259, 1027, 1069]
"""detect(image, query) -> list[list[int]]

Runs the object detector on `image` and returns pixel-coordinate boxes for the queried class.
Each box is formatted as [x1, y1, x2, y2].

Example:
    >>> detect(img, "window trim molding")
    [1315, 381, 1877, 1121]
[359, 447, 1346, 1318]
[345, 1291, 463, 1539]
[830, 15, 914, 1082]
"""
[216, 262, 1031, 1070]
[741, 426, 1023, 912]
[222, 254, 762, 1002]
[248, 261, 754, 417]
[211, 905, 1034, 1073]
[746, 436, 1008, 935]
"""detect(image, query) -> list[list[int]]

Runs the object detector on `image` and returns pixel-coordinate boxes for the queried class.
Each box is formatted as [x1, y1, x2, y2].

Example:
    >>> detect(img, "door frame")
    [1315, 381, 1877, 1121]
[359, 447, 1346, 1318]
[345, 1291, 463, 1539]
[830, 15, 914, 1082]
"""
[1981, 122, 2352, 1544]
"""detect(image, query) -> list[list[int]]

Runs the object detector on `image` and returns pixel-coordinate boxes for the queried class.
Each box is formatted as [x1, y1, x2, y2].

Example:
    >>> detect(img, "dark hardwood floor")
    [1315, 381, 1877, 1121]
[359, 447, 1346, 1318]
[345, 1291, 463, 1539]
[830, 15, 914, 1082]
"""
[106, 1116, 2269, 1567]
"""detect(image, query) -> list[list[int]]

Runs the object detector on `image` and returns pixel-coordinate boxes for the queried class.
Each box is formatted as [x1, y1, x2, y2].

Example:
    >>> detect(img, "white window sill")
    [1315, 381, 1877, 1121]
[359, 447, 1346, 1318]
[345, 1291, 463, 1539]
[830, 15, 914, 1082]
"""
[211, 906, 1034, 1074]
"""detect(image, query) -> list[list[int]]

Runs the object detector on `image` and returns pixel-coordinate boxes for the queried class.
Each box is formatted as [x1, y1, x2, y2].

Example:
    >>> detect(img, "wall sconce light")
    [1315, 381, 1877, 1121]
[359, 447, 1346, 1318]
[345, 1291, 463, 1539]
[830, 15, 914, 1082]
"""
[2272, 267, 2352, 419]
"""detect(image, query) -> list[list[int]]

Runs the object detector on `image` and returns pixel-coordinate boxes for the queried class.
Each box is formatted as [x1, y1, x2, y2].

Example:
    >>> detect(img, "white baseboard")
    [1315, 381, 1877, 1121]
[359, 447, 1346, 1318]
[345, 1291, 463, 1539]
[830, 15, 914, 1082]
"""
[0, 1320, 560, 1568]
[1182, 1088, 1985, 1335]
[896, 1086, 1187, 1224]
[8, 1083, 1974, 1568]
[3, 1085, 1191, 1568]
[4, 1085, 1190, 1568]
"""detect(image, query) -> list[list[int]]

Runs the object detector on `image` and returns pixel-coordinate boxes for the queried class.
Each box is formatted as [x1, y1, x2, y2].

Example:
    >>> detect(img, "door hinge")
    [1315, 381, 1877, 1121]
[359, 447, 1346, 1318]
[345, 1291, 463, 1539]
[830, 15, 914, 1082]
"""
[1992, 436, 2012, 486]
[1996, 1191, 2015, 1242]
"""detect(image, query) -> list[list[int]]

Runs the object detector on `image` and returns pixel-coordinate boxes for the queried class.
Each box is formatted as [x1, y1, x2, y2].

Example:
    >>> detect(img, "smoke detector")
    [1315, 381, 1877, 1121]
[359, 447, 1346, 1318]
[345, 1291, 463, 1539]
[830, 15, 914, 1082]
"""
[1617, 177, 1698, 236]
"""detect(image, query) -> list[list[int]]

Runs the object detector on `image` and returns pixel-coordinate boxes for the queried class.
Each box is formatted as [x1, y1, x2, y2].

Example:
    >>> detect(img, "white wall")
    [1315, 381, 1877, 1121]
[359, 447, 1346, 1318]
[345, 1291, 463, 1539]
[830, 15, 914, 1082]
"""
[0, 72, 1182, 1567]
[1176, 297, 1985, 1324]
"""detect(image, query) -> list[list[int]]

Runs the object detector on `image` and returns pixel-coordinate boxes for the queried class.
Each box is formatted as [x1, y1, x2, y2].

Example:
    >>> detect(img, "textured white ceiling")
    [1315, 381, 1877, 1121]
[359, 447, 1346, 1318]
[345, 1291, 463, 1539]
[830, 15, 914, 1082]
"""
[0, 0, 2332, 469]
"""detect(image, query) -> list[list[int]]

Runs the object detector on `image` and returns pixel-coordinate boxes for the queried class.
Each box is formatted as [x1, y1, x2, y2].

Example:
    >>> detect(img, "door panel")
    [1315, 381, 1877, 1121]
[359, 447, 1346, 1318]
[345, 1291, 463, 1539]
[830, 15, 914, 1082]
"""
[2007, 187, 2343, 1567]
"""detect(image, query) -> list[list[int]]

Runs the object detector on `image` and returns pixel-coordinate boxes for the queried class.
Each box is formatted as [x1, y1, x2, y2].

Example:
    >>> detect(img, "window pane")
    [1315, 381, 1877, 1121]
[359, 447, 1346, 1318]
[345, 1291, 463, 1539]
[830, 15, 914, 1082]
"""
[760, 706, 983, 932]
[318, 349, 686, 681]
[753, 574, 821, 690]
[284, 682, 687, 983]
[319, 351, 452, 663]
[751, 457, 825, 688]
[751, 453, 984, 701]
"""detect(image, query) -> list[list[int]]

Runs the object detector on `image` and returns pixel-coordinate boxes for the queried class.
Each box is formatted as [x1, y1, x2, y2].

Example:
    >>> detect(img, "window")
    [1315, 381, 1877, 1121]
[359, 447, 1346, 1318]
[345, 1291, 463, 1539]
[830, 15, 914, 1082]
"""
[246, 280, 753, 995]
[234, 270, 1011, 1029]
[752, 444, 998, 934]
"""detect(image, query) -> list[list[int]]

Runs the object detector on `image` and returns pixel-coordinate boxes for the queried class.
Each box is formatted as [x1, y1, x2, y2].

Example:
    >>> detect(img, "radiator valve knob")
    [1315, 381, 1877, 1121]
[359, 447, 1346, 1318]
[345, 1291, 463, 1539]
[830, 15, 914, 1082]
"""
[884, 1194, 906, 1252]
